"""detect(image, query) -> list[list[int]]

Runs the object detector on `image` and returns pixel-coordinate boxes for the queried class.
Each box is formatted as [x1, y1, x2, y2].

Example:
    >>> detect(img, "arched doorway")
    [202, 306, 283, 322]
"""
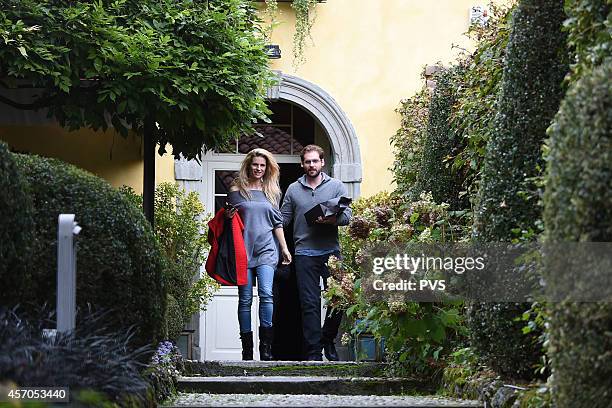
[175, 74, 362, 361]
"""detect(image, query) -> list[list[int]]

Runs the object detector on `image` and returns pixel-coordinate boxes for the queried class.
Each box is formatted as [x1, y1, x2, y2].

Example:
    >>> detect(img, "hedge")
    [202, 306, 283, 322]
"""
[12, 154, 166, 349]
[474, 0, 568, 241]
[391, 85, 431, 197]
[165, 294, 184, 343]
[412, 66, 467, 210]
[543, 60, 611, 407]
[0, 143, 34, 305]
[469, 0, 568, 380]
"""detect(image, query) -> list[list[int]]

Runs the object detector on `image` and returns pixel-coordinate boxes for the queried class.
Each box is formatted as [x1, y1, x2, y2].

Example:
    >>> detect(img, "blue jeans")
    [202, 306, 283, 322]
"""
[238, 264, 275, 333]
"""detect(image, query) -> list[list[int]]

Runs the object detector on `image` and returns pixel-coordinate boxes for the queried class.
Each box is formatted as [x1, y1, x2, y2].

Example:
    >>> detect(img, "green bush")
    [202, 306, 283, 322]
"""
[164, 294, 184, 344]
[122, 183, 218, 342]
[474, 0, 568, 241]
[391, 84, 431, 196]
[336, 192, 468, 375]
[154, 183, 213, 341]
[543, 60, 611, 407]
[12, 154, 166, 349]
[0, 143, 34, 305]
[469, 0, 568, 380]
[450, 3, 515, 201]
[413, 66, 467, 210]
[564, 0, 611, 83]
[467, 302, 543, 378]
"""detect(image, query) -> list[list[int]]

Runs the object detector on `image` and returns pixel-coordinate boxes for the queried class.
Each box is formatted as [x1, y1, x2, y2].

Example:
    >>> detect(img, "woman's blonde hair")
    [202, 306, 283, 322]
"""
[234, 148, 281, 206]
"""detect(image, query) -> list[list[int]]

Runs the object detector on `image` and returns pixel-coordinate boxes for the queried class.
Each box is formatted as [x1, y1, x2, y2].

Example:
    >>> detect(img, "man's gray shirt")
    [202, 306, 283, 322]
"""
[281, 173, 352, 254]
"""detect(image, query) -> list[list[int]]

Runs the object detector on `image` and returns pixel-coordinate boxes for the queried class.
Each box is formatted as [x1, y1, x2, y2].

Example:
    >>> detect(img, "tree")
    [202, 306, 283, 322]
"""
[0, 0, 275, 223]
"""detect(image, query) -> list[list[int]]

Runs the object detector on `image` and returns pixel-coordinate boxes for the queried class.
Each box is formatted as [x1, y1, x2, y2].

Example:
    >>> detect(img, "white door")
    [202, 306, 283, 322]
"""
[200, 162, 259, 360]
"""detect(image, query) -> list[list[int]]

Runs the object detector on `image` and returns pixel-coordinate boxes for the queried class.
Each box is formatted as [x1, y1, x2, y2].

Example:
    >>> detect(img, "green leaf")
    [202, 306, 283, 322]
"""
[0, 0, 275, 158]
[117, 100, 127, 114]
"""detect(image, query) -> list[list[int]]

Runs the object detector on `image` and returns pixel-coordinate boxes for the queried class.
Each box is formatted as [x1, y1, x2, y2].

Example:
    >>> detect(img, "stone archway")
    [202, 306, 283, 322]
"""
[268, 73, 362, 198]
[176, 73, 362, 198]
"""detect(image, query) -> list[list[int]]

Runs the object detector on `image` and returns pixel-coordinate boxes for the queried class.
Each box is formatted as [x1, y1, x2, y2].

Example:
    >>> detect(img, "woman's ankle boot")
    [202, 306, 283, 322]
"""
[240, 331, 253, 360]
[259, 326, 273, 361]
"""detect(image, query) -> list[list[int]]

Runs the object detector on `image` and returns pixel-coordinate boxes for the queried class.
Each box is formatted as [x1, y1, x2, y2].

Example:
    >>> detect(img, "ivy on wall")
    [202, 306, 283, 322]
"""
[450, 3, 515, 201]
[563, 0, 611, 83]
[390, 84, 431, 197]
[263, 0, 321, 68]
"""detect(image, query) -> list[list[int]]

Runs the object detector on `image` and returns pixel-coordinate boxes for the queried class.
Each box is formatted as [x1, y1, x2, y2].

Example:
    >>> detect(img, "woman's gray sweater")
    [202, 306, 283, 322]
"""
[228, 190, 283, 269]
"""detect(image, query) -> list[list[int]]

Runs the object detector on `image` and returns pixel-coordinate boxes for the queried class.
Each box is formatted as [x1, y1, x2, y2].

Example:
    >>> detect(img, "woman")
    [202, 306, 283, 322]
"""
[226, 148, 291, 361]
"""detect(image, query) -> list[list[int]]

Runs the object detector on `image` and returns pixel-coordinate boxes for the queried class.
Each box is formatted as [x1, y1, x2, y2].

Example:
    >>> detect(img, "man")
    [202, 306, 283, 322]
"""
[281, 144, 352, 361]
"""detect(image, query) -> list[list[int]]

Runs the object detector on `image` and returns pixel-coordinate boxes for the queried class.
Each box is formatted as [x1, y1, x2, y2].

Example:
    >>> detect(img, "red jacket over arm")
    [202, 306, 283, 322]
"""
[205, 209, 248, 286]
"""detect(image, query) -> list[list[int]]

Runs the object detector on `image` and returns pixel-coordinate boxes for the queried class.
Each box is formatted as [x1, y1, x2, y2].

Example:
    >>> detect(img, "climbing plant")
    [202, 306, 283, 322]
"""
[390, 82, 431, 197]
[450, 2, 515, 201]
[263, 0, 321, 68]
[563, 0, 611, 83]
[263, 0, 280, 42]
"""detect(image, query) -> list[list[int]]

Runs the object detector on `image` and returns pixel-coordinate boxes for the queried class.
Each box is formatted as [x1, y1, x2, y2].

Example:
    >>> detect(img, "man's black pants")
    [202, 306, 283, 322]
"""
[295, 254, 344, 359]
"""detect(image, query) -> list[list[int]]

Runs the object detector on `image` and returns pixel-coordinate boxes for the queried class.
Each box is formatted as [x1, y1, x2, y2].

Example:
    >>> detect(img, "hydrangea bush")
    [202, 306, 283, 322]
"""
[327, 192, 468, 374]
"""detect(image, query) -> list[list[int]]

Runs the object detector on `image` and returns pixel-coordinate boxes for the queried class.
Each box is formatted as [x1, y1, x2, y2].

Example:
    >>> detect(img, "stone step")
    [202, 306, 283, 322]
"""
[177, 375, 435, 396]
[165, 393, 484, 407]
[182, 360, 387, 378]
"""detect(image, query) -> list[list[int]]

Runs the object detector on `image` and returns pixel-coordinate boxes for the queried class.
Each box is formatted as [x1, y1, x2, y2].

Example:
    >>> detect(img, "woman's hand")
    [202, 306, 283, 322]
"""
[224, 207, 236, 219]
[281, 247, 292, 265]
[273, 227, 291, 265]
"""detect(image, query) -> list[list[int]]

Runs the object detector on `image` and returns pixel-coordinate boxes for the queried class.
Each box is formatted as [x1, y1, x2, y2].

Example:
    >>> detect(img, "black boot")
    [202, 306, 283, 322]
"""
[240, 331, 253, 361]
[321, 308, 342, 361]
[259, 326, 274, 361]
[323, 340, 339, 361]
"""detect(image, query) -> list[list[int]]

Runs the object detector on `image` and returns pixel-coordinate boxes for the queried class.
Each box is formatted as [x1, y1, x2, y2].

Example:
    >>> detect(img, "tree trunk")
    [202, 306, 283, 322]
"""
[143, 120, 155, 228]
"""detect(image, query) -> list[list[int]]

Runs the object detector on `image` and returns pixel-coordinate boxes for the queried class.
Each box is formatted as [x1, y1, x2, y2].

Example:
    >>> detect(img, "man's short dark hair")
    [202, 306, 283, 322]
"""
[300, 144, 325, 162]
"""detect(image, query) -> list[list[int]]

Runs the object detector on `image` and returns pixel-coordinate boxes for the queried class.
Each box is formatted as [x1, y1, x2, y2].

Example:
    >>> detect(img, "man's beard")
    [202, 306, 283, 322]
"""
[306, 168, 321, 179]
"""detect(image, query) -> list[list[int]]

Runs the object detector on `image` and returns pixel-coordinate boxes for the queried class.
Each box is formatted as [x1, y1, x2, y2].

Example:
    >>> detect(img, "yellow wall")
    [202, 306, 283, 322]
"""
[264, 0, 479, 196]
[0, 0, 485, 196]
[0, 125, 175, 193]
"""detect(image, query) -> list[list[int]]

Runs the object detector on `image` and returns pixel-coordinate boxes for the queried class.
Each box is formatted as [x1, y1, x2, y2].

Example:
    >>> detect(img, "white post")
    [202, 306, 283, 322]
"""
[57, 214, 81, 333]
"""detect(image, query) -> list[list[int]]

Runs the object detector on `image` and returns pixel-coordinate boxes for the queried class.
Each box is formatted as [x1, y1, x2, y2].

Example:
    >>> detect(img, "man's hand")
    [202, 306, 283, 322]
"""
[281, 248, 292, 265]
[315, 215, 337, 225]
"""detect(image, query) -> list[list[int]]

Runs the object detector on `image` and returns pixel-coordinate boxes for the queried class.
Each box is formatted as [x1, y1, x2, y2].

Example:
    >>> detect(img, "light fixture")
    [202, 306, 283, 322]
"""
[264, 44, 281, 59]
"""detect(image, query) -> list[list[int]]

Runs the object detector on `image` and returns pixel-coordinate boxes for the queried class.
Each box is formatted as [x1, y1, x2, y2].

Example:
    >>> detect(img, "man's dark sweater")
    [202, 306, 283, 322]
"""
[280, 172, 352, 254]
